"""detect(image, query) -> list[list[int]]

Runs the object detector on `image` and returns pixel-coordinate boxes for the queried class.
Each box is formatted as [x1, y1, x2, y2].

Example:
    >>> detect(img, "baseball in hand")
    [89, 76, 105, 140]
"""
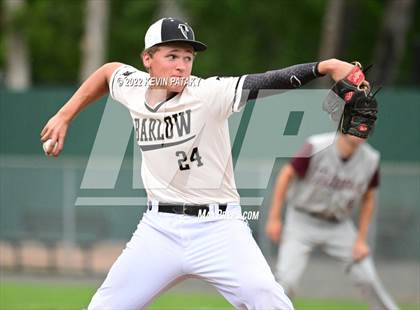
[42, 139, 57, 155]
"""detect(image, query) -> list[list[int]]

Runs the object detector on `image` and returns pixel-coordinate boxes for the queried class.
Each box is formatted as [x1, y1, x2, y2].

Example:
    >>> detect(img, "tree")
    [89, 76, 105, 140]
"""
[372, 0, 415, 85]
[80, 0, 110, 82]
[317, 0, 345, 87]
[157, 0, 187, 20]
[4, 0, 31, 90]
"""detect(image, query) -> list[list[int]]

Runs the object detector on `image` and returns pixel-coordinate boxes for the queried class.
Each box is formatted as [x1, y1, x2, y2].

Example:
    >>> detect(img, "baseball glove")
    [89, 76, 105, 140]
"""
[323, 63, 379, 139]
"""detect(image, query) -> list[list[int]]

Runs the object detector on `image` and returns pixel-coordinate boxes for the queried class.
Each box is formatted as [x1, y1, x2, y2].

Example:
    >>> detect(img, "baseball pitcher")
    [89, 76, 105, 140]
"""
[41, 17, 373, 309]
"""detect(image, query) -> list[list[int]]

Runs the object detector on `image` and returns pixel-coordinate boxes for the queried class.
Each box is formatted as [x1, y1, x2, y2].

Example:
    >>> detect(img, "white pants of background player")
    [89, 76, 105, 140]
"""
[276, 207, 399, 310]
[88, 203, 293, 310]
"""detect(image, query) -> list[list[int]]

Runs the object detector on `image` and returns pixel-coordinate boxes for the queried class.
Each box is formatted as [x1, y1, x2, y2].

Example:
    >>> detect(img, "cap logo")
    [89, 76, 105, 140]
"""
[178, 24, 190, 39]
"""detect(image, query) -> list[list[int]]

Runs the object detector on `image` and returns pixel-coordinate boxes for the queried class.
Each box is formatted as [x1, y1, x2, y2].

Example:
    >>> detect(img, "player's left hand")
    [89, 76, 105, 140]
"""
[352, 239, 370, 261]
[329, 59, 355, 82]
[318, 59, 369, 88]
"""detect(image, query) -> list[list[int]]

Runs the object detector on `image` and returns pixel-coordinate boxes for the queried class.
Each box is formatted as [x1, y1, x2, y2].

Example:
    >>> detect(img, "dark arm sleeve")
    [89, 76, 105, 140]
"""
[242, 62, 325, 101]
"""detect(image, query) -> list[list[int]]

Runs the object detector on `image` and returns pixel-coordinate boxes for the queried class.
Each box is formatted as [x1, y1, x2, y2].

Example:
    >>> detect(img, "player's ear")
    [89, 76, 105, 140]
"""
[142, 52, 151, 70]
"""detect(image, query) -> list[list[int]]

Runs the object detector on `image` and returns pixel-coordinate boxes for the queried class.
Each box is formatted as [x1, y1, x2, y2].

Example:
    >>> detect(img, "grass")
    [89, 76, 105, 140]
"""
[0, 282, 418, 310]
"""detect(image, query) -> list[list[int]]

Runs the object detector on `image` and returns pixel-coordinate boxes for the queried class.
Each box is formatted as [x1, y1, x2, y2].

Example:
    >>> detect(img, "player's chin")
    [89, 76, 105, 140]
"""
[167, 84, 186, 93]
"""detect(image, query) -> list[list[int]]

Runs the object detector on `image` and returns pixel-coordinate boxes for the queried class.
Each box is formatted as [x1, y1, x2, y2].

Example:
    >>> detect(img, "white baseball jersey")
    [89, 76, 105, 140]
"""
[286, 132, 380, 220]
[109, 64, 247, 204]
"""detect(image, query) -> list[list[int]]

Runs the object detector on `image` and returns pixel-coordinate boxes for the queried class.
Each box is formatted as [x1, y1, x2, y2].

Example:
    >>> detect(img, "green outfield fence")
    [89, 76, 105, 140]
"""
[0, 88, 419, 269]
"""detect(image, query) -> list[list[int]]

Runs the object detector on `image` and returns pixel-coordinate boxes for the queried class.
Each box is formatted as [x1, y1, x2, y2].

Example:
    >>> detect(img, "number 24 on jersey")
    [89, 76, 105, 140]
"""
[176, 147, 203, 170]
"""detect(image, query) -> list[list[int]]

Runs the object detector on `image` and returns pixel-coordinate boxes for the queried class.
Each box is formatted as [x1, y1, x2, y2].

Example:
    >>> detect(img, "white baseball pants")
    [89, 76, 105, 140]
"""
[88, 203, 293, 310]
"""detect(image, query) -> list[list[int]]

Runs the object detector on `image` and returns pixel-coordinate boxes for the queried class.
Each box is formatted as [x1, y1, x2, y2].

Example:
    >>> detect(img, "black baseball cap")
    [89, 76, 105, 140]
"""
[144, 17, 207, 52]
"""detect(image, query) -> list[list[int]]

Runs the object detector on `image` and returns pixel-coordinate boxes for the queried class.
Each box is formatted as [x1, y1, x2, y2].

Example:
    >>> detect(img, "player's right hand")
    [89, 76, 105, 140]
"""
[265, 218, 283, 243]
[40, 112, 70, 157]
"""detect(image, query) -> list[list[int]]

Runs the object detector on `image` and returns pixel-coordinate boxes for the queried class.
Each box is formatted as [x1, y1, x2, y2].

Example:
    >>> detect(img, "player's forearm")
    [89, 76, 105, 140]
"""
[58, 62, 120, 122]
[243, 62, 323, 100]
[269, 192, 283, 220]
[241, 59, 356, 102]
[357, 190, 376, 242]
[268, 165, 295, 220]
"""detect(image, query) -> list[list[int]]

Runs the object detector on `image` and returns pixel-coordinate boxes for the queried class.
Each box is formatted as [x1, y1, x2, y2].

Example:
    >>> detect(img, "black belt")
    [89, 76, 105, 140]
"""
[148, 202, 227, 216]
[296, 208, 340, 223]
[308, 212, 340, 223]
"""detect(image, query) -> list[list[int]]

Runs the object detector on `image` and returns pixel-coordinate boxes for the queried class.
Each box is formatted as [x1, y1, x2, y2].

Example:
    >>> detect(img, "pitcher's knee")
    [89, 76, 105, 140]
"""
[241, 277, 294, 310]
